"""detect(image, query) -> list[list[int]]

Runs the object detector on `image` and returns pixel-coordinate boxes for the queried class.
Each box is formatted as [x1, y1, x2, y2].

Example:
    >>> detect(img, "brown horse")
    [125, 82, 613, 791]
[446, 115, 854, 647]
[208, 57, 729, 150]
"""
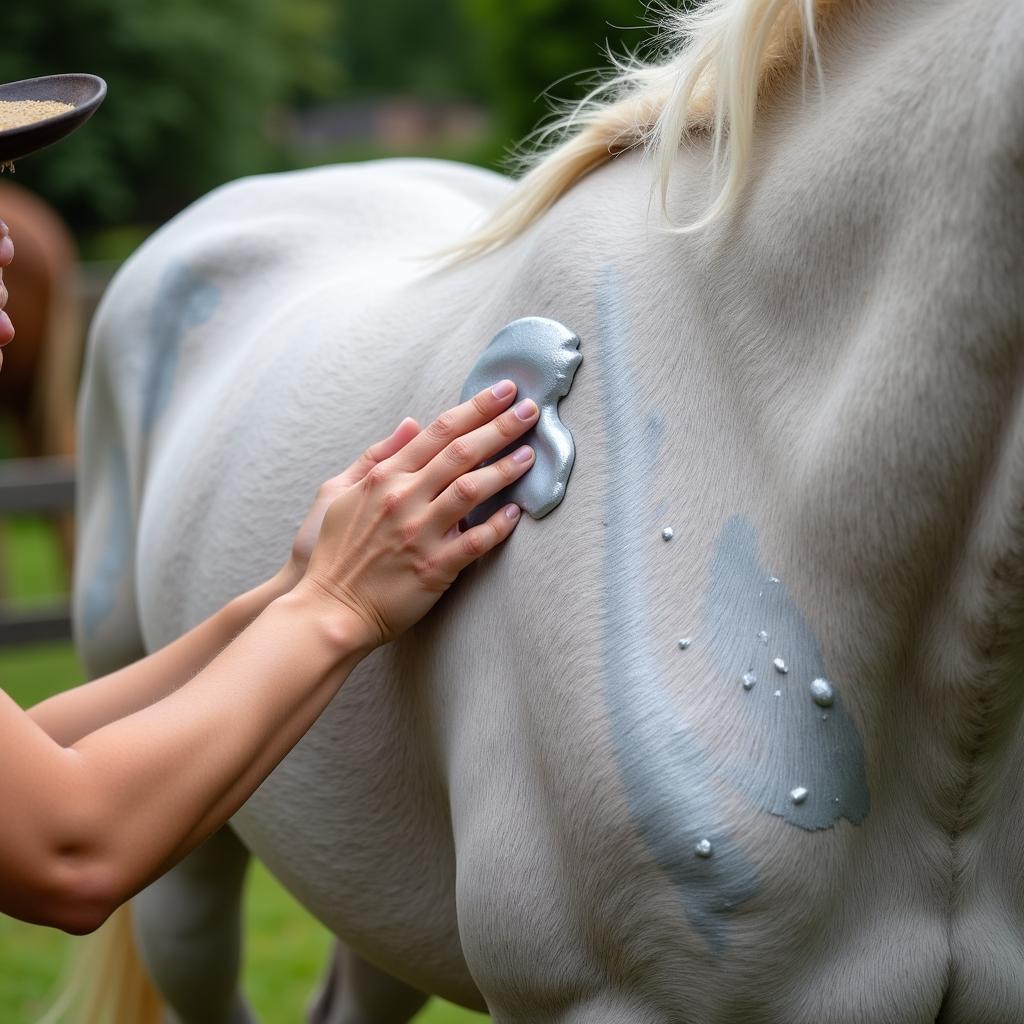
[0, 179, 83, 572]
[0, 178, 81, 457]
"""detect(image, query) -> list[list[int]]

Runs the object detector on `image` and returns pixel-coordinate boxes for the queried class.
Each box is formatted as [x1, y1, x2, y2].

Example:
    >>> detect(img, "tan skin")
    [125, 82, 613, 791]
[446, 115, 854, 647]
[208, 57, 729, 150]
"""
[0, 220, 539, 934]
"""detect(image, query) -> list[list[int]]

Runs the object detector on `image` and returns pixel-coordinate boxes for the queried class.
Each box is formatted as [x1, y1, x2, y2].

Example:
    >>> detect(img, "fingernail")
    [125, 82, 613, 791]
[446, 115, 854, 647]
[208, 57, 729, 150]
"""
[491, 380, 515, 399]
[514, 399, 538, 420]
[505, 503, 521, 519]
[511, 445, 532, 463]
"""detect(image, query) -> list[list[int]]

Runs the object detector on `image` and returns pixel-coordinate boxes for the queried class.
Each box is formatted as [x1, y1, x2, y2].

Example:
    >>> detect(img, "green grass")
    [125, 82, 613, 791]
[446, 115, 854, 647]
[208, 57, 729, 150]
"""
[0, 514, 487, 1023]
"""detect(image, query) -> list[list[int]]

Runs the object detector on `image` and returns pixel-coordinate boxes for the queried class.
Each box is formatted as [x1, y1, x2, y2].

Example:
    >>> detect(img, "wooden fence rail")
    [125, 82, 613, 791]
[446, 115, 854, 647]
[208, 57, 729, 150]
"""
[0, 457, 75, 647]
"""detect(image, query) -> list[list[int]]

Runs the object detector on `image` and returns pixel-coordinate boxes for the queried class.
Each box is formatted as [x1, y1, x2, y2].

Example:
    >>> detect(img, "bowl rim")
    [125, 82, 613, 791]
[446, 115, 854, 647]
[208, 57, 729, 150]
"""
[0, 74, 107, 163]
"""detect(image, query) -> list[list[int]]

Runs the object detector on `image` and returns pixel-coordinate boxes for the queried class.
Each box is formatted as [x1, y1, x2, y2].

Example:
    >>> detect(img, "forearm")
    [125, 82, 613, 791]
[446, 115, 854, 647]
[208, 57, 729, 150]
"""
[28, 568, 293, 745]
[5, 584, 366, 930]
[72, 585, 365, 877]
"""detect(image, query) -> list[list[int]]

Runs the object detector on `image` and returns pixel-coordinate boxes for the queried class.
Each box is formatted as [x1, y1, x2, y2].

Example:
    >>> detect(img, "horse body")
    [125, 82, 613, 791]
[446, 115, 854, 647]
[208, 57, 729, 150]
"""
[74, 1, 1024, 1021]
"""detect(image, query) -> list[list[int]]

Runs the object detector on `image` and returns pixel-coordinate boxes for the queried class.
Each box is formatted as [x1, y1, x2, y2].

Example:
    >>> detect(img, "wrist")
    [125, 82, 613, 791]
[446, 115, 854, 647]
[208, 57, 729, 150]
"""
[275, 578, 378, 666]
[268, 560, 302, 599]
[224, 571, 292, 631]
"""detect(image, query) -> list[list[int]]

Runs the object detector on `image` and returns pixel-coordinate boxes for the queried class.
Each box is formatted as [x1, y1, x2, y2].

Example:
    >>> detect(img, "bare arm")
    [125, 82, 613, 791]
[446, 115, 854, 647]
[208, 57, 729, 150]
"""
[0, 584, 362, 933]
[0, 381, 541, 934]
[27, 570, 291, 746]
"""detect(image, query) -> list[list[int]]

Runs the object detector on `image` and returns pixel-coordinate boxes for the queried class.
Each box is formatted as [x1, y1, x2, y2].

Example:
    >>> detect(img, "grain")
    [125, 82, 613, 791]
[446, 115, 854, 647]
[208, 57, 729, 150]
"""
[0, 100, 74, 132]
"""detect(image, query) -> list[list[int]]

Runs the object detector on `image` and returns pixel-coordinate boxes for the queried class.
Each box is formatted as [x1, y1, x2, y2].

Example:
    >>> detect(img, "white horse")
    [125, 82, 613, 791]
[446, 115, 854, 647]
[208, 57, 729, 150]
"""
[70, 0, 1023, 1021]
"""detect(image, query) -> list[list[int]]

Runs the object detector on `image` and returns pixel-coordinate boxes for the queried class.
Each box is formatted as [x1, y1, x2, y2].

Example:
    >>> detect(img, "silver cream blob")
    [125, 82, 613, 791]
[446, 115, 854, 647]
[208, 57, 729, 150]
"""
[678, 637, 693, 650]
[790, 787, 809, 805]
[694, 839, 714, 858]
[662, 526, 675, 541]
[459, 316, 582, 526]
[773, 657, 788, 674]
[810, 678, 835, 707]
[741, 672, 757, 690]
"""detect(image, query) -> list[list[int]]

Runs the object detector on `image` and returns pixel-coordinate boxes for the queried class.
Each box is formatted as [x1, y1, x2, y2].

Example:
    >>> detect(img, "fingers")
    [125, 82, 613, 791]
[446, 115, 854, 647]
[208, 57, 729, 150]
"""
[387, 380, 519, 472]
[335, 418, 421, 488]
[440, 501, 523, 575]
[418, 396, 539, 498]
[0, 220, 13, 267]
[431, 444, 535, 529]
[0, 222, 12, 348]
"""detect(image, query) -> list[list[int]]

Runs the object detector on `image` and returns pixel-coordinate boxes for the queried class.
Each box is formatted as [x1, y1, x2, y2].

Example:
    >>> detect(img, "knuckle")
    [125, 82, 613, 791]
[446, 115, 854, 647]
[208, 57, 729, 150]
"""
[453, 474, 479, 504]
[363, 464, 390, 490]
[494, 455, 518, 482]
[472, 390, 491, 416]
[462, 529, 488, 559]
[496, 412, 522, 439]
[445, 437, 473, 466]
[429, 411, 457, 442]
[380, 489, 405, 516]
[414, 553, 439, 582]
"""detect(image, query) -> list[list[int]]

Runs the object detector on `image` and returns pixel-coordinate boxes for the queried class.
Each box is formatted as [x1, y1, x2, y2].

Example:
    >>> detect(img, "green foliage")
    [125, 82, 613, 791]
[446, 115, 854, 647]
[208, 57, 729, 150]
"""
[0, 0, 339, 227]
[333, 0, 479, 100]
[457, 0, 655, 143]
[2, 0, 668, 234]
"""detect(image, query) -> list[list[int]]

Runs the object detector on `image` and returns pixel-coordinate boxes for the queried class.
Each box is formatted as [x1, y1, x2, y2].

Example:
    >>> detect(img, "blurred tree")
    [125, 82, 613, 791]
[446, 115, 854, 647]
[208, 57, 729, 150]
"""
[1, 0, 339, 229]
[2, 0, 676, 236]
[333, 0, 480, 101]
[457, 0, 658, 146]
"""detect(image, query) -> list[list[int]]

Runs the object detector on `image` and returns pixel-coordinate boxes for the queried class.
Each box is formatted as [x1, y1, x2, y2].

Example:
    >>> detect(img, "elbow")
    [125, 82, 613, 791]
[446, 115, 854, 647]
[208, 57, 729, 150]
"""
[52, 901, 117, 937]
[30, 857, 123, 935]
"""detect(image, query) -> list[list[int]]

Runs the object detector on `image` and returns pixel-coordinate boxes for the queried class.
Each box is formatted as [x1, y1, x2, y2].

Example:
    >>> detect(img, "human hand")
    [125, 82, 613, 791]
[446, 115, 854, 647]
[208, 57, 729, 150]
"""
[298, 380, 539, 652]
[277, 417, 424, 593]
[0, 219, 14, 354]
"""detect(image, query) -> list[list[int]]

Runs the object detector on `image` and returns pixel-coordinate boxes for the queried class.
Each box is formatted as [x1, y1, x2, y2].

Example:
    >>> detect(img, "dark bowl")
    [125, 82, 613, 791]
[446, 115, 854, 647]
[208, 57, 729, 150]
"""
[0, 74, 107, 164]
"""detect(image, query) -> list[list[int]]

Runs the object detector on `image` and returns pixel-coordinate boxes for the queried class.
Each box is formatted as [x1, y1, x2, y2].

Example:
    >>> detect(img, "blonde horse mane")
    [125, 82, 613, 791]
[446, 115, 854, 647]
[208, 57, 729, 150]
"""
[38, 904, 162, 1024]
[447, 0, 835, 262]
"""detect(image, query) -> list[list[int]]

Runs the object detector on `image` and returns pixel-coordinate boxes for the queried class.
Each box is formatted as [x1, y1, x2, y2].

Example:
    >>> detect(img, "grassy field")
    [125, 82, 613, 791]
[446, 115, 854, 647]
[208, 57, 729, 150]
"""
[0, 516, 486, 1023]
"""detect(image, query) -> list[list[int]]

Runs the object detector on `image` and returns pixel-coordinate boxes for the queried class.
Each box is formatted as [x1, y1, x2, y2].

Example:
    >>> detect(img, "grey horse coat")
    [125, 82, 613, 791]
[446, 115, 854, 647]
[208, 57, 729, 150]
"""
[74, 1, 1024, 1021]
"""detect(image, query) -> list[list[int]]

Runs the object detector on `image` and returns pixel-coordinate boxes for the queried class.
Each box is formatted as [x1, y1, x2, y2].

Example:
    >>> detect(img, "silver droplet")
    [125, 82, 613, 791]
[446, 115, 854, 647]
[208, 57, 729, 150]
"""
[768, 575, 780, 584]
[790, 786, 808, 805]
[772, 657, 788, 674]
[809, 677, 834, 707]
[820, 713, 830, 721]
[773, 689, 782, 697]
[694, 838, 713, 858]
[661, 526, 674, 541]
[677, 637, 693, 650]
[833, 796, 840, 804]
[757, 630, 769, 644]
[741, 671, 757, 690]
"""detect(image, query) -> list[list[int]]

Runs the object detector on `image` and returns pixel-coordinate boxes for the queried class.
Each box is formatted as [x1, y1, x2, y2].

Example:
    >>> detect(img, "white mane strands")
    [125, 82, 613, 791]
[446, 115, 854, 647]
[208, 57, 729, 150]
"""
[449, 0, 834, 261]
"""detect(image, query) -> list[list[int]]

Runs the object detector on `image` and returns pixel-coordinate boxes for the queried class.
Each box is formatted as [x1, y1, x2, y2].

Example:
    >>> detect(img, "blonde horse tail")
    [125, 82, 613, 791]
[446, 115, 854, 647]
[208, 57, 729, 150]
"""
[38, 903, 163, 1024]
[445, 0, 836, 262]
